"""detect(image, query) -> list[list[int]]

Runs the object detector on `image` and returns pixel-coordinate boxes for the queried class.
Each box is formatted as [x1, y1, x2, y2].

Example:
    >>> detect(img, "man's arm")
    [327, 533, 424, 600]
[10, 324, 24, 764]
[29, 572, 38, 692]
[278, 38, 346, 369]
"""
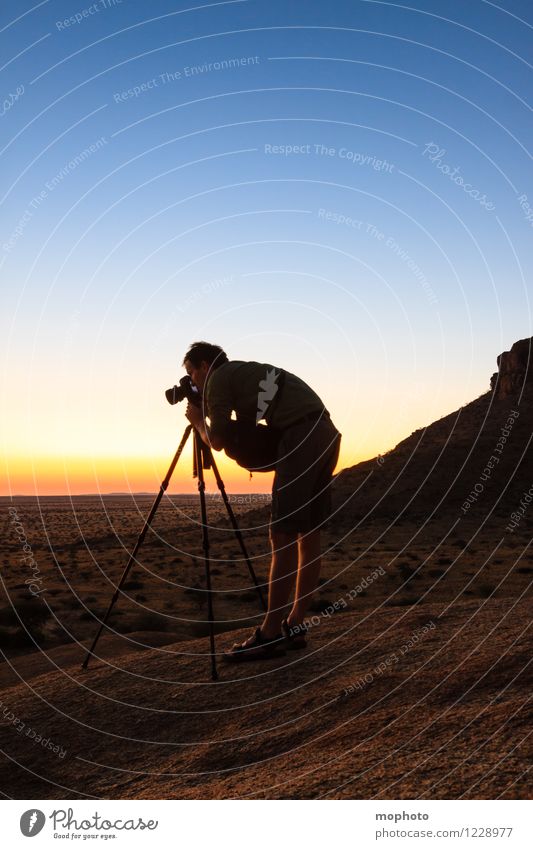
[185, 367, 232, 451]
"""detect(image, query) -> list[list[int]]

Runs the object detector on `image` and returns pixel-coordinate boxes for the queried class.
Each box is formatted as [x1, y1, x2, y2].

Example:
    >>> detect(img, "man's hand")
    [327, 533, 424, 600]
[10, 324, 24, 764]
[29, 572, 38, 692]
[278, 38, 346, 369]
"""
[185, 402, 225, 451]
[185, 402, 218, 449]
[185, 402, 204, 430]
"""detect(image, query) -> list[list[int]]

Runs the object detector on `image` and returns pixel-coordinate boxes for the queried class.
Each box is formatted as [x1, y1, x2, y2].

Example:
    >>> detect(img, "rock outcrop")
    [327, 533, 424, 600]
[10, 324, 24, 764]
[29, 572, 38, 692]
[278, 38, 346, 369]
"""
[491, 336, 533, 398]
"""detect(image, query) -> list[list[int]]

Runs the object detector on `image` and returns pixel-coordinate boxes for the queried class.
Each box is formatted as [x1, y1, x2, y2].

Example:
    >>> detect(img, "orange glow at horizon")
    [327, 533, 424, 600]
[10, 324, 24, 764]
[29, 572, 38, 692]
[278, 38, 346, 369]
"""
[2, 443, 356, 497]
[2, 454, 267, 497]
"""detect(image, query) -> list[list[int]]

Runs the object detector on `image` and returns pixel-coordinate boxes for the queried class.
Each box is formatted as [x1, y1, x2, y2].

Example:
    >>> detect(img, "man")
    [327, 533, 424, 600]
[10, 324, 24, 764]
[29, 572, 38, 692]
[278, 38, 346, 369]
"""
[183, 341, 341, 662]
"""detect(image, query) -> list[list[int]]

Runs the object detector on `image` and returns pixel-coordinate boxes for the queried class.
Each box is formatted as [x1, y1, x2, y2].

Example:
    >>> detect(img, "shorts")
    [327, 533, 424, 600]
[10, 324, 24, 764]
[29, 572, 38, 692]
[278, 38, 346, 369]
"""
[270, 416, 342, 534]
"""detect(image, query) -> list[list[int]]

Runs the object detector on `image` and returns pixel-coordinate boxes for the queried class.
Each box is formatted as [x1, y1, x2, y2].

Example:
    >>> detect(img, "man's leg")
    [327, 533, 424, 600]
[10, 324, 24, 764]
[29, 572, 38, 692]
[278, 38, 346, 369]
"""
[260, 528, 299, 638]
[287, 529, 322, 626]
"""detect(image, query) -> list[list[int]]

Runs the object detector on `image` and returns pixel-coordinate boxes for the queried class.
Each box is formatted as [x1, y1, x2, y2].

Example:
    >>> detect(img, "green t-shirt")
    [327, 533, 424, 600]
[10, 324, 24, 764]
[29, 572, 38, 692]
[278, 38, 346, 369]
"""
[205, 360, 327, 437]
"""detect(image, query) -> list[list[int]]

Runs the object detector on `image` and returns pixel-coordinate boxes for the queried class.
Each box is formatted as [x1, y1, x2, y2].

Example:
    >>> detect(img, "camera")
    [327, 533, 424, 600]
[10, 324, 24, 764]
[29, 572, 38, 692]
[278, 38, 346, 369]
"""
[165, 375, 200, 406]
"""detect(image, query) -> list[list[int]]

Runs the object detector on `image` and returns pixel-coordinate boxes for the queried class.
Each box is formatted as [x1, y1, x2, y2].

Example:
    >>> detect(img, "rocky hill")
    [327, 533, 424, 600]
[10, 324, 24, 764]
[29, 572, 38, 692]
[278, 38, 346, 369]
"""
[332, 338, 533, 527]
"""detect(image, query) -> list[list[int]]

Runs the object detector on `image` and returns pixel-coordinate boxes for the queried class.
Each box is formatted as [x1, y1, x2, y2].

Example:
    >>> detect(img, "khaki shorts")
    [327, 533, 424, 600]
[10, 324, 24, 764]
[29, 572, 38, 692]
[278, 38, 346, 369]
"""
[270, 416, 341, 534]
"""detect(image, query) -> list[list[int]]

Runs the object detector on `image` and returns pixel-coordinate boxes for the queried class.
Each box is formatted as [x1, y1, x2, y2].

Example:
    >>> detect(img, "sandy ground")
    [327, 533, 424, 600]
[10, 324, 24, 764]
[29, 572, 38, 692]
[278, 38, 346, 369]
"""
[1, 496, 531, 799]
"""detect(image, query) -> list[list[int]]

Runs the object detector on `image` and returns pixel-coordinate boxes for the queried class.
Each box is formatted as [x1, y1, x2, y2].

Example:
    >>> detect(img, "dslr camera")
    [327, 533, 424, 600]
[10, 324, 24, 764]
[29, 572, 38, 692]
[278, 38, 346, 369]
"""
[165, 375, 201, 406]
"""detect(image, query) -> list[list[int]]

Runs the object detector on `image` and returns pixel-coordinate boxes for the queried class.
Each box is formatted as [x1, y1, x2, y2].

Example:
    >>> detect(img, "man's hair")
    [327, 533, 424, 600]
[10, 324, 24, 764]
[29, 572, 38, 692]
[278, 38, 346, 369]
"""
[182, 341, 228, 370]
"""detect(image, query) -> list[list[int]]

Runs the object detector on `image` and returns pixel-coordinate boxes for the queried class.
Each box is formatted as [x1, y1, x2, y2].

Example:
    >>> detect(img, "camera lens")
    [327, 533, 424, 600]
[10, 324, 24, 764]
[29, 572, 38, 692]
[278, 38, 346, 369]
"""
[165, 385, 183, 405]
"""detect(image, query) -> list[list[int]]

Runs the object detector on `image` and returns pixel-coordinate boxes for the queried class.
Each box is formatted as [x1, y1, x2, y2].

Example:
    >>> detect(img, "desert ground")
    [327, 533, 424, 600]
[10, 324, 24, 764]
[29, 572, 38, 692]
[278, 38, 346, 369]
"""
[0, 495, 531, 799]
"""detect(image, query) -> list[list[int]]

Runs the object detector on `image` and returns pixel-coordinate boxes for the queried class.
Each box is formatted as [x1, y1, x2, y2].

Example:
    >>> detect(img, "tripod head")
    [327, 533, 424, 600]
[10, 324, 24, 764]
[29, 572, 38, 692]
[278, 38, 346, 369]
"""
[165, 375, 211, 473]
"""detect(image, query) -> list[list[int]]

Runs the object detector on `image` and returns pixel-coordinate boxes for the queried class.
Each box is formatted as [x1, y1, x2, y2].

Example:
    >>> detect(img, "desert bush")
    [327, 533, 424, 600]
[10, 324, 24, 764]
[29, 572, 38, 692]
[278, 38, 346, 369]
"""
[129, 611, 168, 632]
[386, 596, 420, 607]
[310, 596, 338, 613]
[237, 590, 258, 602]
[123, 580, 144, 590]
[0, 598, 51, 630]
[0, 626, 35, 649]
[78, 611, 94, 621]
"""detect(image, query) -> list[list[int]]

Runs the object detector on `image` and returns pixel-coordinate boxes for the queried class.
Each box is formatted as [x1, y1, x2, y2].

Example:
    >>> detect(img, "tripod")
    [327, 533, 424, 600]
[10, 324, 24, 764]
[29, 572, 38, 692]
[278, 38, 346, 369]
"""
[81, 424, 267, 680]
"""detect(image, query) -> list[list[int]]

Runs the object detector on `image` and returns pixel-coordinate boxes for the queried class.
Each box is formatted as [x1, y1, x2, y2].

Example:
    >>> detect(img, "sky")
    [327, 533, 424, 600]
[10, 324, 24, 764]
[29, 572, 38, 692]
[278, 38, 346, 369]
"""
[1, 0, 532, 496]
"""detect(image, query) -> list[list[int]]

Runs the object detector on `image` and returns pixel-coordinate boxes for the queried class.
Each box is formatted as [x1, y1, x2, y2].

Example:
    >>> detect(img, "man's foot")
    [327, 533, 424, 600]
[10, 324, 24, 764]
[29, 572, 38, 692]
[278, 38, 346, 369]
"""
[281, 618, 308, 650]
[222, 627, 286, 663]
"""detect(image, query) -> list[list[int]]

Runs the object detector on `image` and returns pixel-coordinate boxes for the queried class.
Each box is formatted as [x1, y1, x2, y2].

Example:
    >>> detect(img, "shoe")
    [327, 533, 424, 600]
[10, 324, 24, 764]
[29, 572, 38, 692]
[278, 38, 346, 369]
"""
[222, 627, 286, 663]
[281, 618, 308, 650]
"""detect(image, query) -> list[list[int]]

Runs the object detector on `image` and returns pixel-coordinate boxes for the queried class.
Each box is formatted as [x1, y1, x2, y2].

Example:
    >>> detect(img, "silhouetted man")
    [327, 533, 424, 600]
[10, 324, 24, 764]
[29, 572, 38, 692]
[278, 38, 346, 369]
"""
[183, 341, 341, 662]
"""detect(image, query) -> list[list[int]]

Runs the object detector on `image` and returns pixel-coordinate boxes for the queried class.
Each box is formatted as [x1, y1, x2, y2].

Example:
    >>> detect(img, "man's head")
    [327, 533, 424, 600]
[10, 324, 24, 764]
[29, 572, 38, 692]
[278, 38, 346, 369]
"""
[183, 341, 228, 392]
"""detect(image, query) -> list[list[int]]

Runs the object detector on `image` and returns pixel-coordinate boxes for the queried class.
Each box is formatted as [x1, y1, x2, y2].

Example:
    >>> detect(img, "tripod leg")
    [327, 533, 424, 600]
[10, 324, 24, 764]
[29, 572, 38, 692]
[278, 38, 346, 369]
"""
[208, 452, 267, 611]
[194, 430, 218, 682]
[81, 425, 194, 670]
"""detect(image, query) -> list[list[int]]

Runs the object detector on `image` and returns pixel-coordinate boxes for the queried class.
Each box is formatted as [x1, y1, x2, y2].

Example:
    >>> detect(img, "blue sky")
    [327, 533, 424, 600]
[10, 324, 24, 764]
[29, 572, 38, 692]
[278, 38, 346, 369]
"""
[1, 0, 532, 493]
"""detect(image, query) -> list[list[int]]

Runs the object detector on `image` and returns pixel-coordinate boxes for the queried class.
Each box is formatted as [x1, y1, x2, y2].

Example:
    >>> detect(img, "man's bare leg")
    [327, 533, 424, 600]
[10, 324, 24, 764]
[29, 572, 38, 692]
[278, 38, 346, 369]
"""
[260, 529, 299, 638]
[287, 529, 322, 626]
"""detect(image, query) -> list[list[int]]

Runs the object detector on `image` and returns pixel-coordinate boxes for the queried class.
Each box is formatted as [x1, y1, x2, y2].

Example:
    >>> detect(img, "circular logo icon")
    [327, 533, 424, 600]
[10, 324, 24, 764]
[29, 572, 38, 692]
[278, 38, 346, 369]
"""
[20, 810, 46, 837]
